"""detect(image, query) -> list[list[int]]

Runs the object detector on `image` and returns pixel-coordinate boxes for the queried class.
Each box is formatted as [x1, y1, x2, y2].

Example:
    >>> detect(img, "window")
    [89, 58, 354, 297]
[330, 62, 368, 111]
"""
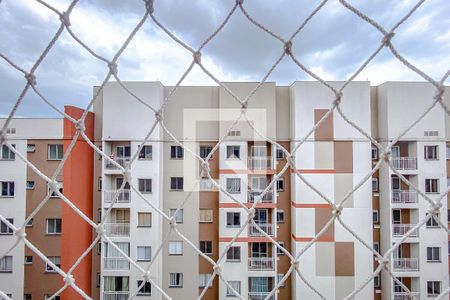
[447, 144, 450, 159]
[373, 210, 379, 224]
[98, 177, 102, 191]
[427, 281, 441, 296]
[45, 256, 61, 272]
[139, 145, 152, 160]
[97, 208, 102, 223]
[199, 209, 213, 223]
[373, 242, 380, 254]
[226, 212, 240, 227]
[0, 256, 12, 272]
[200, 145, 213, 159]
[226, 178, 241, 194]
[169, 209, 183, 223]
[1, 144, 15, 160]
[48, 144, 63, 160]
[138, 212, 152, 227]
[276, 178, 285, 192]
[226, 145, 240, 159]
[169, 273, 183, 287]
[276, 148, 284, 160]
[199, 273, 213, 288]
[199, 241, 213, 255]
[226, 246, 240, 261]
[25, 256, 33, 264]
[97, 242, 101, 255]
[277, 242, 285, 256]
[427, 247, 441, 262]
[200, 177, 214, 191]
[137, 280, 151, 295]
[277, 209, 285, 224]
[374, 275, 380, 288]
[170, 177, 183, 191]
[226, 281, 241, 297]
[1, 181, 14, 197]
[25, 218, 33, 227]
[425, 179, 439, 193]
[372, 178, 378, 192]
[48, 181, 63, 197]
[97, 273, 101, 287]
[228, 130, 240, 137]
[24, 294, 32, 300]
[137, 246, 152, 261]
[168, 241, 183, 255]
[170, 146, 184, 159]
[26, 181, 35, 190]
[426, 213, 439, 228]
[46, 218, 62, 234]
[424, 145, 439, 160]
[5, 128, 15, 134]
[138, 179, 152, 193]
[27, 144, 36, 153]
[277, 274, 285, 287]
[371, 147, 378, 160]
[0, 218, 13, 234]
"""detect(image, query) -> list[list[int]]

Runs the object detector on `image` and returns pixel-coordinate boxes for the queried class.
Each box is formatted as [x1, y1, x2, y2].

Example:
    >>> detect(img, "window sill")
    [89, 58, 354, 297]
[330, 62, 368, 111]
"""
[168, 286, 183, 288]
[199, 221, 213, 223]
[226, 260, 241, 263]
[0, 270, 12, 273]
[226, 226, 241, 228]
[138, 158, 152, 161]
[137, 226, 152, 228]
[137, 259, 152, 262]
[169, 189, 184, 192]
[0, 196, 15, 198]
[168, 254, 183, 256]
[426, 260, 442, 263]
[47, 159, 62, 161]
[0, 159, 15, 161]
[137, 294, 151, 296]
[46, 233, 62, 236]
[0, 233, 14, 235]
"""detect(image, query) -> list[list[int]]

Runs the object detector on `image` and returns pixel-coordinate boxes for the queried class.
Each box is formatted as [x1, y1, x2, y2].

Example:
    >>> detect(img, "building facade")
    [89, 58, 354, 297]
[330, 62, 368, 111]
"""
[0, 81, 448, 300]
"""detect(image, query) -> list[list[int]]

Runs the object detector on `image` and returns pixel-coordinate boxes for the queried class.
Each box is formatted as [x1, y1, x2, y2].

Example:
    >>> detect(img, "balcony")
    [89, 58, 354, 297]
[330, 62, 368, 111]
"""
[105, 157, 131, 169]
[391, 190, 418, 204]
[248, 257, 275, 271]
[248, 157, 272, 170]
[103, 292, 129, 300]
[391, 157, 417, 170]
[393, 258, 419, 272]
[104, 190, 131, 203]
[104, 223, 130, 237]
[248, 190, 274, 203]
[393, 292, 420, 299]
[248, 223, 275, 236]
[248, 292, 274, 300]
[103, 257, 130, 270]
[392, 224, 418, 238]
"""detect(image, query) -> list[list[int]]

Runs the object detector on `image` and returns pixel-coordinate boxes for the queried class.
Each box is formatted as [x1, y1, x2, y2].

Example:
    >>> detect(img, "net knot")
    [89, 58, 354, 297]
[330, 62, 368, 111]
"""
[123, 170, 132, 183]
[96, 224, 106, 237]
[333, 92, 343, 106]
[64, 274, 75, 286]
[377, 258, 389, 265]
[169, 216, 177, 229]
[48, 180, 60, 196]
[291, 259, 300, 268]
[144, 0, 154, 14]
[143, 271, 151, 282]
[0, 130, 7, 146]
[383, 149, 391, 162]
[108, 62, 118, 75]
[247, 207, 255, 221]
[428, 201, 442, 215]
[284, 41, 292, 55]
[15, 227, 26, 240]
[332, 204, 343, 216]
[286, 154, 295, 166]
[75, 119, 85, 132]
[59, 11, 71, 27]
[154, 110, 163, 122]
[213, 264, 222, 275]
[236, 0, 244, 5]
[382, 32, 394, 47]
[201, 161, 210, 173]
[433, 85, 445, 101]
[241, 101, 248, 110]
[25, 73, 37, 86]
[193, 51, 202, 64]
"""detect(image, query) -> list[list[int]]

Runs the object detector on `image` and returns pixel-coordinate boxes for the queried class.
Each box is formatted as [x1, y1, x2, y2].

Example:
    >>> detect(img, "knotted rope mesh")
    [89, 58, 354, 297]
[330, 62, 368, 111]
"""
[0, 0, 449, 299]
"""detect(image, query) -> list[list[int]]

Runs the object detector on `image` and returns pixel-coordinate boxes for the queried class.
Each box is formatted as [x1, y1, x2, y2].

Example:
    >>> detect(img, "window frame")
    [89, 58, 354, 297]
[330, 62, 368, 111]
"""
[276, 148, 285, 160]
[226, 145, 240, 160]
[138, 178, 152, 194]
[24, 255, 33, 265]
[276, 177, 285, 192]
[199, 145, 213, 159]
[137, 280, 152, 295]
[137, 212, 152, 227]
[426, 213, 439, 228]
[0, 218, 14, 235]
[226, 281, 241, 297]
[426, 247, 441, 262]
[1, 144, 15, 160]
[427, 281, 441, 296]
[199, 209, 213, 223]
[424, 145, 439, 160]
[226, 178, 241, 194]
[169, 273, 183, 287]
[425, 178, 439, 193]
[138, 145, 153, 160]
[226, 246, 241, 262]
[46, 218, 62, 235]
[136, 246, 152, 262]
[372, 178, 378, 192]
[226, 212, 240, 227]
[371, 147, 378, 160]
[170, 145, 184, 159]
[373, 210, 379, 224]
[27, 143, 36, 153]
[169, 209, 183, 223]
[168, 241, 183, 256]
[276, 209, 285, 224]
[199, 241, 213, 256]
[170, 177, 184, 191]
[199, 273, 213, 288]
[1, 181, 15, 197]
[45, 256, 61, 273]
[0, 256, 13, 273]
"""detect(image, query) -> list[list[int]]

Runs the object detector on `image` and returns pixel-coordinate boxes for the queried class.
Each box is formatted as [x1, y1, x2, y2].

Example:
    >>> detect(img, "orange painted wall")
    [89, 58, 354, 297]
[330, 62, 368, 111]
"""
[61, 106, 94, 299]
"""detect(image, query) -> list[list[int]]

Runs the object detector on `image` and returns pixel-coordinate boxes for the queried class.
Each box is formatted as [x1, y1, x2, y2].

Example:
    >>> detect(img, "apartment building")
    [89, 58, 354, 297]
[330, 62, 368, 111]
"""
[0, 81, 448, 300]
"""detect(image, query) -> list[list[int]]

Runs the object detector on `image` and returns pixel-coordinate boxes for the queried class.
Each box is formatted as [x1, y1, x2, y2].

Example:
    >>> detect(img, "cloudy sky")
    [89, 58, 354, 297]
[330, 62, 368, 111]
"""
[0, 0, 449, 117]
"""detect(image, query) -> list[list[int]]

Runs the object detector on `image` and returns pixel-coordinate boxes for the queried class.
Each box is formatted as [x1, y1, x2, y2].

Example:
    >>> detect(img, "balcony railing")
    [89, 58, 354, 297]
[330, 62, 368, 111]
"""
[103, 291, 129, 300]
[392, 190, 418, 204]
[103, 257, 130, 270]
[393, 258, 419, 272]
[104, 190, 131, 203]
[104, 223, 130, 237]
[248, 292, 274, 300]
[248, 257, 275, 271]
[391, 157, 417, 170]
[248, 190, 274, 203]
[248, 223, 275, 236]
[393, 292, 420, 300]
[392, 224, 418, 237]
[105, 157, 131, 169]
[248, 157, 272, 170]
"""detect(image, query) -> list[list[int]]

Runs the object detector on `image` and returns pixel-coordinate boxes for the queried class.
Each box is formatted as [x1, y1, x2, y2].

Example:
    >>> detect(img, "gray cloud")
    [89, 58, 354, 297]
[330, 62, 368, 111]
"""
[0, 0, 449, 117]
